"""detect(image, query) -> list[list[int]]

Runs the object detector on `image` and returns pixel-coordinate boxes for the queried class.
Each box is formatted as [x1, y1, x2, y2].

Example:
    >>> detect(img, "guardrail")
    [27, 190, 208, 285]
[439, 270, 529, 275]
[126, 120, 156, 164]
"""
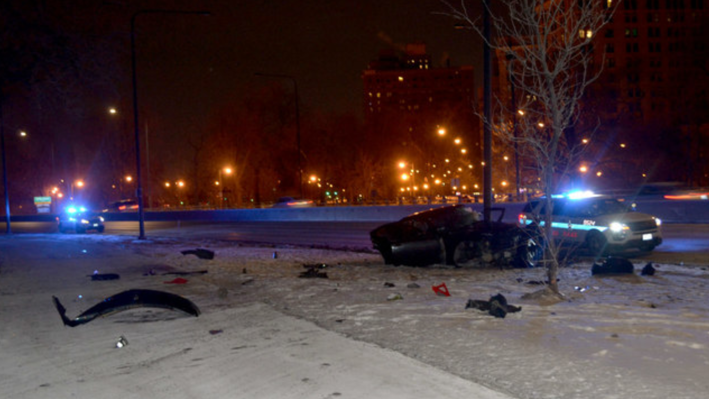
[4, 199, 707, 224]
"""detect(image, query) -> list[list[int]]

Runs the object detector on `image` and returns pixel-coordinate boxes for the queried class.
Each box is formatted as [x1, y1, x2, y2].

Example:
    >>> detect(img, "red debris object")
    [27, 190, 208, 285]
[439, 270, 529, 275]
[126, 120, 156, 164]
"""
[432, 283, 450, 297]
[164, 277, 189, 284]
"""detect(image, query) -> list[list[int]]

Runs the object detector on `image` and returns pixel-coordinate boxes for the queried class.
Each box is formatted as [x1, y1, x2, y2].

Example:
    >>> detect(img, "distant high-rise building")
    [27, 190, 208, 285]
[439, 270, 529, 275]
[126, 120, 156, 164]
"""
[363, 43, 475, 120]
[362, 44, 481, 196]
[592, 0, 708, 125]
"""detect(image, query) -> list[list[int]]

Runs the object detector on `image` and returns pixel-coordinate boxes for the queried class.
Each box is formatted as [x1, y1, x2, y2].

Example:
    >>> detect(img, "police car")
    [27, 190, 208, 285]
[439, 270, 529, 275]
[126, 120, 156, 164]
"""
[518, 191, 662, 255]
[57, 205, 105, 234]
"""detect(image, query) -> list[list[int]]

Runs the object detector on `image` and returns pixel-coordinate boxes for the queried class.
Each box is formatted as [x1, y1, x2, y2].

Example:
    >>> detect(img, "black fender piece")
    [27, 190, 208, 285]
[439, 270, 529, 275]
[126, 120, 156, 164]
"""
[52, 289, 201, 327]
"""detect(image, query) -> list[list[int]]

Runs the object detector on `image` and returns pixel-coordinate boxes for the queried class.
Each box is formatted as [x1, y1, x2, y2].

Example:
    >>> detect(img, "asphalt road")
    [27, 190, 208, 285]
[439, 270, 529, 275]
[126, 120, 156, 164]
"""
[2, 220, 708, 264]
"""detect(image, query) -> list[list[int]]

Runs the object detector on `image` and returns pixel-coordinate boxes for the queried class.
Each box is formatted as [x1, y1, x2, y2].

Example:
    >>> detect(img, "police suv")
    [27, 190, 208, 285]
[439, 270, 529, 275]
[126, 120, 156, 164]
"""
[518, 191, 662, 255]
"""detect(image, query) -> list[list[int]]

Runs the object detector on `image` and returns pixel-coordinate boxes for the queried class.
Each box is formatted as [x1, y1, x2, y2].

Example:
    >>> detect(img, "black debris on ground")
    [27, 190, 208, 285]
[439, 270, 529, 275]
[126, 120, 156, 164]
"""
[641, 262, 656, 276]
[299, 264, 328, 279]
[591, 257, 634, 275]
[89, 273, 120, 281]
[181, 248, 215, 260]
[163, 270, 209, 276]
[465, 293, 521, 319]
[516, 278, 559, 285]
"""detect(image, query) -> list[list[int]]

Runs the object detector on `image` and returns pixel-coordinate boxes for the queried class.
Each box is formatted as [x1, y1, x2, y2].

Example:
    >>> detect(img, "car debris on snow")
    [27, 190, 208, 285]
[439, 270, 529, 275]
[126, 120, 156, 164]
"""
[89, 273, 120, 281]
[591, 257, 635, 275]
[115, 335, 129, 348]
[180, 248, 215, 260]
[163, 270, 209, 276]
[299, 264, 328, 279]
[641, 262, 656, 276]
[52, 289, 200, 327]
[164, 277, 189, 284]
[465, 293, 521, 318]
[387, 293, 403, 301]
[432, 282, 450, 296]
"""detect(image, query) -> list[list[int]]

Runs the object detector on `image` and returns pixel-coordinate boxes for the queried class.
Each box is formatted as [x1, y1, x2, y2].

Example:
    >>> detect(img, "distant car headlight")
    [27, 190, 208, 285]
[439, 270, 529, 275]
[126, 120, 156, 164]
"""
[99, 216, 105, 222]
[80, 219, 90, 224]
[655, 217, 662, 227]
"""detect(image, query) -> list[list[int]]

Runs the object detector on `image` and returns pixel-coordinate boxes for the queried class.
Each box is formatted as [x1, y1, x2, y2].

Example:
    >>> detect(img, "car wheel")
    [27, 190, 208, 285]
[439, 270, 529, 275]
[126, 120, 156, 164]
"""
[515, 236, 543, 268]
[453, 239, 491, 268]
[377, 240, 395, 265]
[586, 230, 607, 258]
[97, 225, 105, 233]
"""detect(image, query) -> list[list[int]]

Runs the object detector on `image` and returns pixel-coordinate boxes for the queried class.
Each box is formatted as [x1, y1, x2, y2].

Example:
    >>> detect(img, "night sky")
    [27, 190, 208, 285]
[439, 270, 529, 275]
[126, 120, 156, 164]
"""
[3, 0, 493, 207]
[113, 0, 485, 169]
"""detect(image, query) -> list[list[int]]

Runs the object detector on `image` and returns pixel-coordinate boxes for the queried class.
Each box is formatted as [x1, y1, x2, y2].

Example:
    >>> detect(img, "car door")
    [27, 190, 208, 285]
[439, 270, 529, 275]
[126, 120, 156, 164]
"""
[391, 218, 444, 265]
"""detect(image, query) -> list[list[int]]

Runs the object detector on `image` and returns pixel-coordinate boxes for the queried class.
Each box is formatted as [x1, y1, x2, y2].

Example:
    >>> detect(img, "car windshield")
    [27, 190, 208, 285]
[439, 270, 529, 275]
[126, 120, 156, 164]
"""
[562, 198, 627, 218]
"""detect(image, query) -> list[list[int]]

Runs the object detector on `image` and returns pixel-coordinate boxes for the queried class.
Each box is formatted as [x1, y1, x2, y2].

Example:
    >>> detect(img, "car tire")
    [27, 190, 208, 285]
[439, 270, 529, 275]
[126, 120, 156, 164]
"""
[377, 240, 395, 265]
[97, 226, 105, 233]
[586, 230, 607, 258]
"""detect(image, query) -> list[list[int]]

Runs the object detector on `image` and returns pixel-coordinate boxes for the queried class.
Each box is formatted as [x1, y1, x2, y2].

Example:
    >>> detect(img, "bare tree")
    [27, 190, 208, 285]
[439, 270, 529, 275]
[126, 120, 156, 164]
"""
[441, 0, 618, 294]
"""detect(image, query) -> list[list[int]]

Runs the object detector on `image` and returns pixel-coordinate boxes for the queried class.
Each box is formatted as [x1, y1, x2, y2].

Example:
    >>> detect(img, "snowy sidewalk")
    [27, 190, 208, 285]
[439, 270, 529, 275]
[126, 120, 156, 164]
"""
[0, 236, 514, 399]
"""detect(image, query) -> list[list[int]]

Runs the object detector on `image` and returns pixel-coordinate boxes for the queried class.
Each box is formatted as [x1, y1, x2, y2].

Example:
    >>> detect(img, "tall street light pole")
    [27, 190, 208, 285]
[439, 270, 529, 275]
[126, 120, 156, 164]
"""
[254, 73, 303, 198]
[483, 0, 493, 223]
[0, 96, 10, 234]
[131, 9, 210, 239]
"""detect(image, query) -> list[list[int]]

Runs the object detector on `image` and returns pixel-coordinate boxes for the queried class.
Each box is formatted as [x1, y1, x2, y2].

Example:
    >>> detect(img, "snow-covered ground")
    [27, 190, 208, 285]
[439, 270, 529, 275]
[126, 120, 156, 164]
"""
[1, 234, 708, 398]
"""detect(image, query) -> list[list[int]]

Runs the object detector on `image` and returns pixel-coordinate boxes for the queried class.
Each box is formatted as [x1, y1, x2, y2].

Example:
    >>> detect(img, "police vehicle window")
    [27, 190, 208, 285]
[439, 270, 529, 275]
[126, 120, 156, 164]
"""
[593, 199, 626, 216]
[526, 200, 546, 214]
[562, 200, 594, 217]
[551, 199, 567, 216]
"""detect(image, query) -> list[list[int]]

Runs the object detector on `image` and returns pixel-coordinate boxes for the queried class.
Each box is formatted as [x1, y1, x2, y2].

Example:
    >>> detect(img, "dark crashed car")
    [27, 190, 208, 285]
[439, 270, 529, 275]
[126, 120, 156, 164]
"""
[370, 205, 541, 268]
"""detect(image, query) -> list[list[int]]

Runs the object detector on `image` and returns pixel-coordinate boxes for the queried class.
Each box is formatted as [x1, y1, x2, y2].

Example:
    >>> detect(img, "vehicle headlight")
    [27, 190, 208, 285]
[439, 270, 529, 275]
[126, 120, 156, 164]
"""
[609, 222, 627, 233]
[99, 216, 105, 222]
[655, 217, 662, 227]
[80, 219, 90, 224]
